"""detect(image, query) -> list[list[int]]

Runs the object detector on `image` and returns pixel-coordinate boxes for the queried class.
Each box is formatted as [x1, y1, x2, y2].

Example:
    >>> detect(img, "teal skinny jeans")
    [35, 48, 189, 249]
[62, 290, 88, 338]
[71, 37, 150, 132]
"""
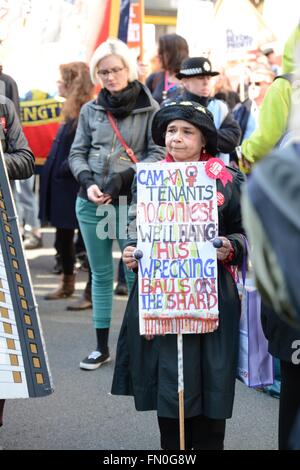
[76, 197, 135, 329]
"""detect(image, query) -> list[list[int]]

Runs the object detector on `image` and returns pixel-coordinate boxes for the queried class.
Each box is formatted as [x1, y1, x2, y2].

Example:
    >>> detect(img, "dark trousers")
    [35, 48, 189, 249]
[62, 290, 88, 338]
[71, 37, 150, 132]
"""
[158, 415, 226, 450]
[75, 228, 86, 255]
[117, 258, 126, 284]
[279, 360, 300, 450]
[55, 228, 76, 275]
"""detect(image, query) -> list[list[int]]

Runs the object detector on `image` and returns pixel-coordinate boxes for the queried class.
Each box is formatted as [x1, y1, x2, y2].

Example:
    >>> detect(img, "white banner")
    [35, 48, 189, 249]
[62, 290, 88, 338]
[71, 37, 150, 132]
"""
[0, 0, 104, 95]
[263, 0, 300, 53]
[176, 0, 214, 57]
[211, 0, 277, 63]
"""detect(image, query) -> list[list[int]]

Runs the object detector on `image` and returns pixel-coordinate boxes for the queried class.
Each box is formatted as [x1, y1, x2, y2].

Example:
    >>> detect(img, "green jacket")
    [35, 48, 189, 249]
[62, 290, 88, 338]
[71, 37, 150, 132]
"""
[241, 24, 300, 165]
[241, 78, 292, 163]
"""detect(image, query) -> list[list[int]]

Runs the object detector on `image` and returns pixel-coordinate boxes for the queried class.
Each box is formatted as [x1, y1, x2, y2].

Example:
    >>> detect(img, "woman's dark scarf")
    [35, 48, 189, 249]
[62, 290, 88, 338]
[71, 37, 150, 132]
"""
[97, 80, 142, 118]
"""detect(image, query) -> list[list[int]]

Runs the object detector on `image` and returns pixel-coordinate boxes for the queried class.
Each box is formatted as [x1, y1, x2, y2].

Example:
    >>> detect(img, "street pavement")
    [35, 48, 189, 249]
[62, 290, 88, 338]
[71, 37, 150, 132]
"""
[0, 228, 278, 450]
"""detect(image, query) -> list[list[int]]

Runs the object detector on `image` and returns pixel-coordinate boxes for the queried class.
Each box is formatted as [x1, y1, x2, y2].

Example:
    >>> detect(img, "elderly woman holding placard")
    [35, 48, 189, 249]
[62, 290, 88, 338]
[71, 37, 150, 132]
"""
[111, 101, 246, 450]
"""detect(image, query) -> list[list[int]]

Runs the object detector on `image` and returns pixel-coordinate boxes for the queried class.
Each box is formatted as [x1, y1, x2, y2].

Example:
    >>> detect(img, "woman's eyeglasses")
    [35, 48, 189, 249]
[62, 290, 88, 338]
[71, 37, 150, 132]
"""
[97, 67, 125, 78]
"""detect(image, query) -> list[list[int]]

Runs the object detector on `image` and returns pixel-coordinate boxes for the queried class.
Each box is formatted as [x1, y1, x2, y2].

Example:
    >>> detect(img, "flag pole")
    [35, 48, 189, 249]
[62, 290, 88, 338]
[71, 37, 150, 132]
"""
[177, 333, 185, 450]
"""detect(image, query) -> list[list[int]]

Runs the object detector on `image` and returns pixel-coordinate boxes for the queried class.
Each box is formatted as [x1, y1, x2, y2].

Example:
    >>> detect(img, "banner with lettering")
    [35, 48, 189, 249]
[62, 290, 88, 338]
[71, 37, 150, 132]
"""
[20, 98, 63, 166]
[136, 162, 219, 336]
[212, 0, 276, 62]
[127, 1, 144, 58]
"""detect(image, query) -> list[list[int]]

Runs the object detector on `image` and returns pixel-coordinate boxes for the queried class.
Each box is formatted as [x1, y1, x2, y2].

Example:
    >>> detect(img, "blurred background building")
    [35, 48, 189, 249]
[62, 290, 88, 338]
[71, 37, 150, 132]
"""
[0, 0, 299, 96]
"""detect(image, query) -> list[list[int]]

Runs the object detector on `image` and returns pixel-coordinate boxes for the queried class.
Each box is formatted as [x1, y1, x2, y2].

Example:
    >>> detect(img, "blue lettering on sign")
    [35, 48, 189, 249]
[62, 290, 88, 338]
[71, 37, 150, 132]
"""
[137, 169, 164, 186]
[226, 29, 253, 49]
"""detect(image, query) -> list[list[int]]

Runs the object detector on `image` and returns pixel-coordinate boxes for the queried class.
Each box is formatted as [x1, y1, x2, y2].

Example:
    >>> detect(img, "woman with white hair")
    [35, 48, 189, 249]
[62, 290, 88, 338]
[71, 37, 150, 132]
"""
[68, 38, 164, 370]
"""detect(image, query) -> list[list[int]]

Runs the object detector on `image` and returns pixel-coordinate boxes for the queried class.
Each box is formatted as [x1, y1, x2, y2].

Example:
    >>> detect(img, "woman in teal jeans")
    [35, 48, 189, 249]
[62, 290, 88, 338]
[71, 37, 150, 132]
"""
[68, 38, 164, 370]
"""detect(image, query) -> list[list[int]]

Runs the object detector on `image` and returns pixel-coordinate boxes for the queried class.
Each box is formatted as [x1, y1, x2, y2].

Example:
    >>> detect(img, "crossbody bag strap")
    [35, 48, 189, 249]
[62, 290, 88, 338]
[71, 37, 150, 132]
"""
[107, 111, 139, 164]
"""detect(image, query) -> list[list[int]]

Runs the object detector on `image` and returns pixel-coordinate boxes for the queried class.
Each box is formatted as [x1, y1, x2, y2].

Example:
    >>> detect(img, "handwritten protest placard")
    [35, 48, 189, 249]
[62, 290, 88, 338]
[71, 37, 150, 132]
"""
[136, 162, 219, 335]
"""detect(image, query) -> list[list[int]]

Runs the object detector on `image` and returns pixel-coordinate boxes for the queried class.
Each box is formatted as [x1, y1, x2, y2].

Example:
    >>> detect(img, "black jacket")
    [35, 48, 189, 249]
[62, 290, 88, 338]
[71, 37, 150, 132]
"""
[146, 71, 182, 105]
[39, 120, 79, 229]
[216, 111, 242, 153]
[261, 303, 300, 363]
[146, 79, 241, 153]
[182, 91, 241, 153]
[0, 96, 35, 180]
[245, 144, 300, 362]
[111, 167, 246, 419]
[0, 72, 20, 115]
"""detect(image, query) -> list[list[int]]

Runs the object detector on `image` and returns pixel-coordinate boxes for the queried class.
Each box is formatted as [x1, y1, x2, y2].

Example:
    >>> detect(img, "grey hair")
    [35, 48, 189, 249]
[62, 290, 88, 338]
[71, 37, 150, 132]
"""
[89, 37, 138, 85]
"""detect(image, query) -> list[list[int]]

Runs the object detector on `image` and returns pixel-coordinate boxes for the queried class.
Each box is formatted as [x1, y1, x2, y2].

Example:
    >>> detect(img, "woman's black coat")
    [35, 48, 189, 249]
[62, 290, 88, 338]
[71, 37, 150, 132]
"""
[111, 167, 246, 419]
[39, 120, 79, 229]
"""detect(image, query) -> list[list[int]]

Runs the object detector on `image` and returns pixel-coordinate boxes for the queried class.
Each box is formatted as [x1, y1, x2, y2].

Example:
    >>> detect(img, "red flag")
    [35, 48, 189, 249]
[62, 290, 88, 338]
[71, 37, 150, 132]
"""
[87, 0, 144, 58]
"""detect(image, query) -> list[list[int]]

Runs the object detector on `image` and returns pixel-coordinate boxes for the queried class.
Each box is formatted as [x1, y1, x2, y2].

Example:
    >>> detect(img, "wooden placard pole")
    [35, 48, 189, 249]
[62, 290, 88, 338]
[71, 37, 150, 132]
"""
[177, 333, 185, 450]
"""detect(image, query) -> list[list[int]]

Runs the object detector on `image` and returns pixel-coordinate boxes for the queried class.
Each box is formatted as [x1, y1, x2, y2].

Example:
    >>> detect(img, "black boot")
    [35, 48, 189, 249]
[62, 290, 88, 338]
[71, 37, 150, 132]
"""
[79, 328, 110, 370]
[114, 259, 128, 296]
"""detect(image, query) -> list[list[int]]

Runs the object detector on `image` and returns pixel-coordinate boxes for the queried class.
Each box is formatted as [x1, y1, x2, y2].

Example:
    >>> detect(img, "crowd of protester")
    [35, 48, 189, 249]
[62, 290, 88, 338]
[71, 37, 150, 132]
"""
[1, 24, 300, 450]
